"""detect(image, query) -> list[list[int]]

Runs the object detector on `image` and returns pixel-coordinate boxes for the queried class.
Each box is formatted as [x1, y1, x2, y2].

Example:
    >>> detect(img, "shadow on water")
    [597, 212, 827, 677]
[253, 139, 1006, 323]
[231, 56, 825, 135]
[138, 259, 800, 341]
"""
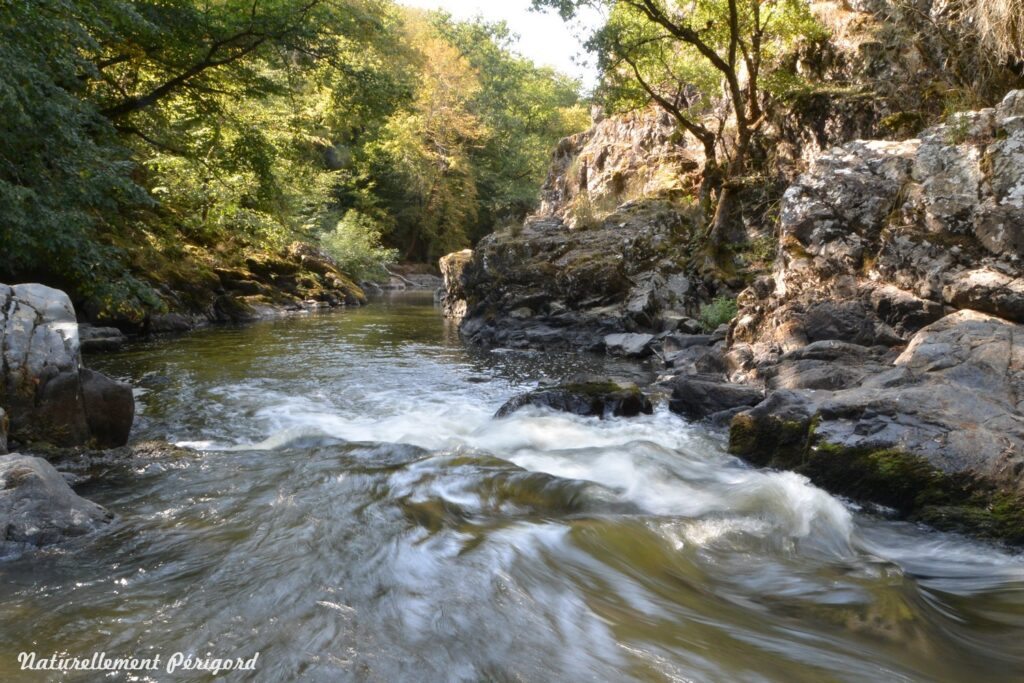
[2, 292, 1023, 682]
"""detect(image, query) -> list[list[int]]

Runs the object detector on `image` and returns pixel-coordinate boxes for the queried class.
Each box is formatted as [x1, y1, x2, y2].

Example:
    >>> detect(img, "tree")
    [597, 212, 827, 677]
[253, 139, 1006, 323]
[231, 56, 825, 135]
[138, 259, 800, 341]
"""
[535, 0, 821, 243]
[0, 0, 152, 309]
[435, 16, 589, 237]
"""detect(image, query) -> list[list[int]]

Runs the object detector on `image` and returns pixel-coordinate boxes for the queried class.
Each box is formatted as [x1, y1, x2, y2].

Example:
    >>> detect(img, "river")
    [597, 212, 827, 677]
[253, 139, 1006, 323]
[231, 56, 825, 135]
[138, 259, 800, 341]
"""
[1, 292, 1023, 682]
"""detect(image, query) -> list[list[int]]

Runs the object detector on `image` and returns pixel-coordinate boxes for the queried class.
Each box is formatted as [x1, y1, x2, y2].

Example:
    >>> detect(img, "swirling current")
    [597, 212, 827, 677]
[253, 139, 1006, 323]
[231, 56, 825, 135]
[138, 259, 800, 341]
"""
[1, 292, 1023, 682]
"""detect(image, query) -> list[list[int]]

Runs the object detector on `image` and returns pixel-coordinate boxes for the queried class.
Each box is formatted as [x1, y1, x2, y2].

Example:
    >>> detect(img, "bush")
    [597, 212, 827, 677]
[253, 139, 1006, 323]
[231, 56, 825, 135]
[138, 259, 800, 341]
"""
[699, 296, 738, 332]
[320, 211, 399, 282]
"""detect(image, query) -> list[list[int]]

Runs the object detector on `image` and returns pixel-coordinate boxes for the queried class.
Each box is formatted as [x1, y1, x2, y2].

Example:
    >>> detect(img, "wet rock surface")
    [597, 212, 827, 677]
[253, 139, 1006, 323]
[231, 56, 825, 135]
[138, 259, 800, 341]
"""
[0, 454, 111, 554]
[496, 379, 654, 420]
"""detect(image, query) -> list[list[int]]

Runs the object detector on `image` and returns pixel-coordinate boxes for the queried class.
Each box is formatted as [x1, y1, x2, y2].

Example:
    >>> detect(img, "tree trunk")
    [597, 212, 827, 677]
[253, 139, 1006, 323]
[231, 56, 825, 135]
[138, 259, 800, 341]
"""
[707, 132, 750, 245]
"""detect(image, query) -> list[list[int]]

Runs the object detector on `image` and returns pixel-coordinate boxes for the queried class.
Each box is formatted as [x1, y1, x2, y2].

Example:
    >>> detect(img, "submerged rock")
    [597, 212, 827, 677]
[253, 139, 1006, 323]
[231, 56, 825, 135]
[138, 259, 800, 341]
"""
[0, 454, 111, 552]
[0, 283, 135, 449]
[496, 379, 654, 420]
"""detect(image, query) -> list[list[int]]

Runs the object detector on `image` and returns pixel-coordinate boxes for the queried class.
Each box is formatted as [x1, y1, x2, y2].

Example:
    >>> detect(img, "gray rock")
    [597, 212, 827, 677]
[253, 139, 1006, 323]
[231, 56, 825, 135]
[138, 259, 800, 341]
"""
[79, 324, 127, 353]
[496, 379, 654, 419]
[80, 369, 135, 449]
[1, 283, 135, 448]
[604, 333, 655, 357]
[0, 408, 7, 455]
[668, 376, 763, 421]
[729, 310, 1024, 543]
[0, 454, 111, 552]
[735, 92, 1024, 352]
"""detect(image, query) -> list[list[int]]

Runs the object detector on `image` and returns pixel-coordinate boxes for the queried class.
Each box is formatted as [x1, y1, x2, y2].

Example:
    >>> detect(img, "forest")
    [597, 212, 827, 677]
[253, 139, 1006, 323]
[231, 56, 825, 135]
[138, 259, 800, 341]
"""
[0, 0, 589, 321]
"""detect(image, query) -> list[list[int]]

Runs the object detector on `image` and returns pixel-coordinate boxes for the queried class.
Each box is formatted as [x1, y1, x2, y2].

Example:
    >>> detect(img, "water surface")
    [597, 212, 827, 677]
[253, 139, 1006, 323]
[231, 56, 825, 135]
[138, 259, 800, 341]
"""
[2, 292, 1023, 682]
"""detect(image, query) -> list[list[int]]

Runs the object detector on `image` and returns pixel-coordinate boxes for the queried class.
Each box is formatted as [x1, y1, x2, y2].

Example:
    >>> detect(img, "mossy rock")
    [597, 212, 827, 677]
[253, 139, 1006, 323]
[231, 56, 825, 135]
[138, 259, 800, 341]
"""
[729, 411, 1024, 544]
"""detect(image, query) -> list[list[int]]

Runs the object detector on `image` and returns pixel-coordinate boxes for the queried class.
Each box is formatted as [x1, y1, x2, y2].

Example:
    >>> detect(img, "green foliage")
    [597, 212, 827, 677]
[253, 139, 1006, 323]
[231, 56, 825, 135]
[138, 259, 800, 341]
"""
[698, 296, 738, 331]
[321, 211, 398, 281]
[1, 0, 587, 314]
[0, 0, 149, 301]
[540, 0, 824, 127]
[360, 11, 589, 260]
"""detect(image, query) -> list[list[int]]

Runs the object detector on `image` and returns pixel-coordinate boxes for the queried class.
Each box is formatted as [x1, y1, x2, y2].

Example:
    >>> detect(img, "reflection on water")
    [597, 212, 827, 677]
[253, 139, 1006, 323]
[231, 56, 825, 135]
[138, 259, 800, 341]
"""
[1, 292, 1022, 682]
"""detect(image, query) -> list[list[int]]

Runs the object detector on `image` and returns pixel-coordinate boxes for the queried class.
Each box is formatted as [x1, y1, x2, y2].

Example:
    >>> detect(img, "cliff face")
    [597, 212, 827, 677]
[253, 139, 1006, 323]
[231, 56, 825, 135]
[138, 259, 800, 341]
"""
[450, 108, 719, 351]
[735, 89, 1024, 353]
[723, 90, 1024, 543]
[537, 108, 702, 225]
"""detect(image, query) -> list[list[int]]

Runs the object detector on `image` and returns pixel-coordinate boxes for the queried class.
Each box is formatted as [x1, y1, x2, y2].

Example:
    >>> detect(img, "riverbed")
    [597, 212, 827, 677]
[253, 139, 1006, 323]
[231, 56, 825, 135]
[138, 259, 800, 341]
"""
[2, 292, 1023, 682]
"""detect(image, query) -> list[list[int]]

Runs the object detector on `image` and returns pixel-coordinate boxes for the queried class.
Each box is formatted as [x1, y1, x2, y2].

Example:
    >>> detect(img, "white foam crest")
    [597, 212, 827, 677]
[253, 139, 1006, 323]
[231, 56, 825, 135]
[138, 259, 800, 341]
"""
[485, 413, 855, 549]
[464, 408, 696, 454]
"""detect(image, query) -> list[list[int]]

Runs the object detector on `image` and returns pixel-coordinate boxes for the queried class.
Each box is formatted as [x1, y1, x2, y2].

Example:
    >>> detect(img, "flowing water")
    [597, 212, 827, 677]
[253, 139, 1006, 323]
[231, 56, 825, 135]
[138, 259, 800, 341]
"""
[2, 292, 1024, 682]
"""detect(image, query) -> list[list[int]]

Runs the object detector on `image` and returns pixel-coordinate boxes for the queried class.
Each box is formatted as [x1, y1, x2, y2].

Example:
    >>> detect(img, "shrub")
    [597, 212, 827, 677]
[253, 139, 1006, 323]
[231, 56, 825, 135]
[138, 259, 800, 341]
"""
[699, 296, 738, 331]
[320, 211, 399, 282]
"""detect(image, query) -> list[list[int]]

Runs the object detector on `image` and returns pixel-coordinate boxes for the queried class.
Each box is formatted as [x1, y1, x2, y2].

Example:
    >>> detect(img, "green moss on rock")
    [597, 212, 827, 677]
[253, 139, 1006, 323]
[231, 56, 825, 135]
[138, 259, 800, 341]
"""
[729, 412, 1024, 545]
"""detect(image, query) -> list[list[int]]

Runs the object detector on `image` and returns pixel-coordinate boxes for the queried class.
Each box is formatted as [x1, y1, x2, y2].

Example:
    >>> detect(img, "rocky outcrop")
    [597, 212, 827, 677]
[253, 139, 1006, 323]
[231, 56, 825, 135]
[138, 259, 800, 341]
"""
[730, 310, 1024, 542]
[735, 90, 1024, 353]
[538, 108, 701, 226]
[443, 106, 722, 350]
[0, 454, 111, 554]
[496, 379, 654, 419]
[457, 203, 710, 349]
[1, 284, 134, 449]
[713, 92, 1024, 543]
[439, 249, 473, 319]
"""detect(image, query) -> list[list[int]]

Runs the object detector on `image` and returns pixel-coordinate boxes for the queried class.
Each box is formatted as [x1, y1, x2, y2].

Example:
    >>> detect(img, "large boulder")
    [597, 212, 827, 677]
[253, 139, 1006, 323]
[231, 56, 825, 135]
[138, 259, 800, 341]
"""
[0, 454, 111, 552]
[729, 310, 1024, 543]
[1, 284, 134, 449]
[496, 379, 654, 420]
[439, 249, 473, 319]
